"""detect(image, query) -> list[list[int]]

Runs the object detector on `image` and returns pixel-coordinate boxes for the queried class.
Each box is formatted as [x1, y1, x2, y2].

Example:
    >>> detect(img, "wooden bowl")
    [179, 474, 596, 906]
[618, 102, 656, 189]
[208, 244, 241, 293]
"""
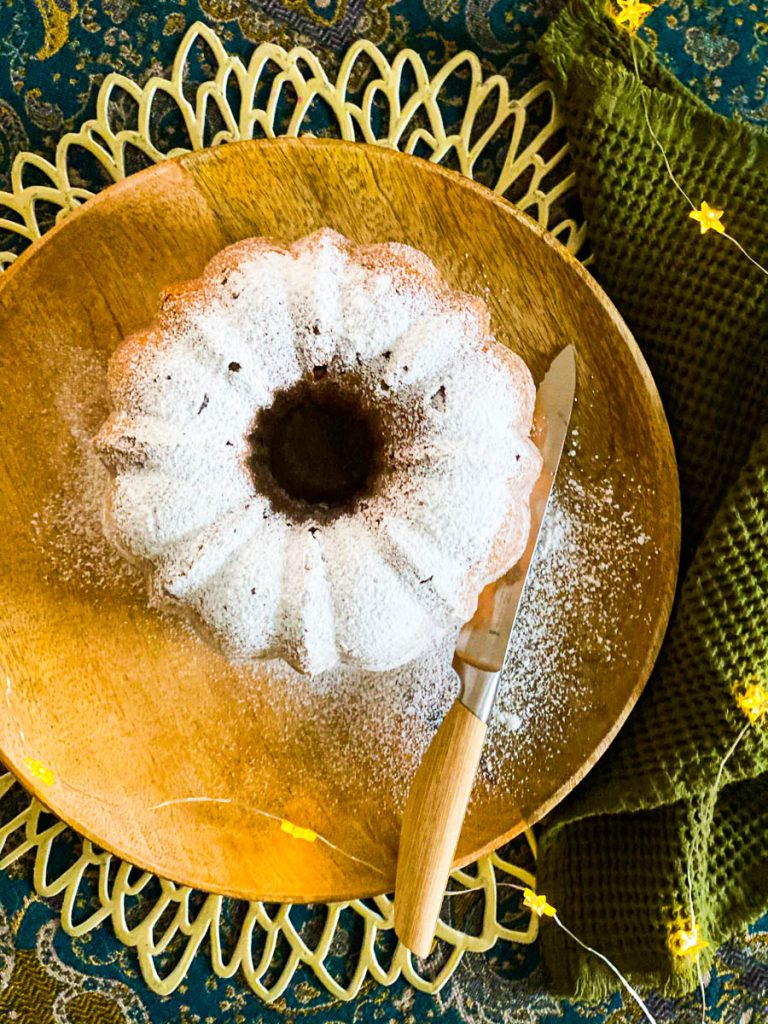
[0, 138, 679, 902]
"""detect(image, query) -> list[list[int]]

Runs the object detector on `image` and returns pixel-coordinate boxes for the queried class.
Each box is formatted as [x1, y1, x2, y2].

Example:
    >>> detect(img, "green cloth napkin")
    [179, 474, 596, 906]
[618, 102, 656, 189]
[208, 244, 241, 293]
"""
[535, 0, 768, 1000]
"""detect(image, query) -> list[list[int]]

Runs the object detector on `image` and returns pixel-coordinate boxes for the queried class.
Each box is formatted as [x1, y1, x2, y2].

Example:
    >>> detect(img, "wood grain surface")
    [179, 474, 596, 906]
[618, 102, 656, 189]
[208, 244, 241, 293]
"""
[0, 138, 680, 903]
[395, 699, 487, 956]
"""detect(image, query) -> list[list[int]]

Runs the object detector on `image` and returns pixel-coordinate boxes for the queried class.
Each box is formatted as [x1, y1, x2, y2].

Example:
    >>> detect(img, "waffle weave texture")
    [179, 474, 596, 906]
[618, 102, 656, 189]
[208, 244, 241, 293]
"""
[535, 0, 768, 999]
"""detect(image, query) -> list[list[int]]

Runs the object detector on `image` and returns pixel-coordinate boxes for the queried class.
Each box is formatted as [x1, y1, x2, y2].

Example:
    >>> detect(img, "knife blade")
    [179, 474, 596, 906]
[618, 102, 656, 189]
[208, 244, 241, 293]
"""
[454, 343, 577, 720]
[394, 345, 577, 957]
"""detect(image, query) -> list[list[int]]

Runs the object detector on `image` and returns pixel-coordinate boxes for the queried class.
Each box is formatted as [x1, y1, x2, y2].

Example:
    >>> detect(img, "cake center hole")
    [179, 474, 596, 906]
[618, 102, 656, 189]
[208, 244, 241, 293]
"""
[248, 377, 382, 513]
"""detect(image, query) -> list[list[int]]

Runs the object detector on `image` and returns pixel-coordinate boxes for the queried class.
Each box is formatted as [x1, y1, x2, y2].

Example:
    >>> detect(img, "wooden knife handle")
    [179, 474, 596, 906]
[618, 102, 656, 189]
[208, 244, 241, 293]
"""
[394, 699, 487, 957]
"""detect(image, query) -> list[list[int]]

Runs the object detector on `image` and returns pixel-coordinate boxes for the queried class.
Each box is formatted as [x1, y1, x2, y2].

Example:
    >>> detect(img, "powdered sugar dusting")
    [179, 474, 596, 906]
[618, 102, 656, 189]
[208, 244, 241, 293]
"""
[24, 229, 663, 837]
[483, 464, 656, 784]
[237, 432, 657, 805]
[95, 230, 541, 676]
[31, 345, 142, 595]
[29, 318, 659, 820]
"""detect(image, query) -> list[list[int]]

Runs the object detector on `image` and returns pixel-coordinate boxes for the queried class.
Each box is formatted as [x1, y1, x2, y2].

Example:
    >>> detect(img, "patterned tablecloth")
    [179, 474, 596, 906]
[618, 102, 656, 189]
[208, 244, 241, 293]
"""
[0, 2, 766, 1022]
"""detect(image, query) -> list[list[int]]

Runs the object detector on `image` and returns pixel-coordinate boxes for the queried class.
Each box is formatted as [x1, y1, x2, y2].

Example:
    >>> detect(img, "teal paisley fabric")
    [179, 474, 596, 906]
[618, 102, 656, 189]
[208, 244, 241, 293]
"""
[0, 2, 767, 1022]
[0, 0, 767, 189]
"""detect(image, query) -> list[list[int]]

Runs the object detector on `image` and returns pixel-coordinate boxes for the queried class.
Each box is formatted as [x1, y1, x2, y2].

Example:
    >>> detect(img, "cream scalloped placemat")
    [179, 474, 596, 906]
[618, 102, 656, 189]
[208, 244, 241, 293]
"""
[0, 22, 584, 1002]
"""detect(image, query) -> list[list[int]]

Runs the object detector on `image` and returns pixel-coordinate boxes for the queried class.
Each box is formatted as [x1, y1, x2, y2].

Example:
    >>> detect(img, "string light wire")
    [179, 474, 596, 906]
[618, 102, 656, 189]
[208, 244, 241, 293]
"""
[624, 14, 767, 275]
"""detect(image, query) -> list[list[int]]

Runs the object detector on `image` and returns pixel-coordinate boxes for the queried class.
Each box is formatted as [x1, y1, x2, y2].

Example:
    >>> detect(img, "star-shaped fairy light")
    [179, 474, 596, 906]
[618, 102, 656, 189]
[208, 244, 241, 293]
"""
[669, 922, 708, 959]
[736, 680, 768, 724]
[24, 757, 55, 787]
[612, 0, 653, 35]
[523, 887, 557, 918]
[280, 819, 317, 842]
[689, 201, 725, 235]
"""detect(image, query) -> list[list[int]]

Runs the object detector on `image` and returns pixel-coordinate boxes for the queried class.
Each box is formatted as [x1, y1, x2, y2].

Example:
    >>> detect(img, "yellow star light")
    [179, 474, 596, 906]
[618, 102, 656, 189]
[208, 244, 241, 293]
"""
[280, 819, 317, 842]
[736, 680, 768, 724]
[523, 887, 557, 918]
[689, 201, 725, 235]
[612, 0, 653, 35]
[669, 922, 708, 959]
[24, 757, 55, 787]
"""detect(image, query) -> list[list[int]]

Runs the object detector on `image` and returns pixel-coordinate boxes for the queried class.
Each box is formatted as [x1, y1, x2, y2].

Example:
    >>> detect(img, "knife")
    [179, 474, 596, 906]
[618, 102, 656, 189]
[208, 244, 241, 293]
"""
[394, 345, 577, 957]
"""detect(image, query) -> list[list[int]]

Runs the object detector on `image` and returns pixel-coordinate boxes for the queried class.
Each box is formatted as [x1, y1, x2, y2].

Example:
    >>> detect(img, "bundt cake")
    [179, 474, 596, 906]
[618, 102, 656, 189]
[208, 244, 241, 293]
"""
[94, 229, 542, 674]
